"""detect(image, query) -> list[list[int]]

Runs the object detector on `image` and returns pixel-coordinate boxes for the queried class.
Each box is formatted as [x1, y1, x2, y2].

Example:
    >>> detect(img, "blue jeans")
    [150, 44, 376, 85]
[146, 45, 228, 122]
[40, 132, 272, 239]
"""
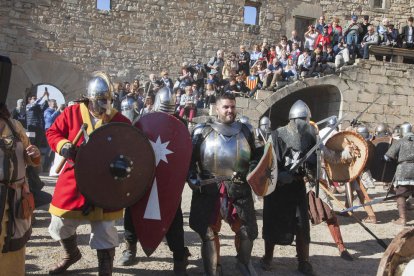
[346, 32, 359, 59]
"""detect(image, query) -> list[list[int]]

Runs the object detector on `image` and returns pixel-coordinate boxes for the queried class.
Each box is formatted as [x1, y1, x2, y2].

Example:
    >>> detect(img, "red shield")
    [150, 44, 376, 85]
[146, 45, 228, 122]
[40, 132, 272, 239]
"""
[131, 112, 192, 256]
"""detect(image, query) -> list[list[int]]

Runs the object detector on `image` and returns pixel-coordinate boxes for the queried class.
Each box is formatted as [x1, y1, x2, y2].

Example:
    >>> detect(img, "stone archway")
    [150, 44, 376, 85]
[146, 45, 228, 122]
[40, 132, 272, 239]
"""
[7, 59, 85, 107]
[267, 84, 342, 129]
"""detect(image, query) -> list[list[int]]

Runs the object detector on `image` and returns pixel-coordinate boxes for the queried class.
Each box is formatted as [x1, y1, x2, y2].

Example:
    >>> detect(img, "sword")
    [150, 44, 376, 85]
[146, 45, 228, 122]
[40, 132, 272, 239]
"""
[290, 114, 348, 172]
[350, 94, 382, 127]
[316, 115, 337, 126]
[315, 135, 321, 198]
[340, 189, 411, 213]
[319, 181, 388, 249]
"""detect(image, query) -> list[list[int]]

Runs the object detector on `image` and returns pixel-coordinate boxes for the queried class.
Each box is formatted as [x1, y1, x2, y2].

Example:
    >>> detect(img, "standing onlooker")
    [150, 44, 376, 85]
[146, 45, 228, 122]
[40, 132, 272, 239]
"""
[328, 18, 343, 53]
[289, 30, 303, 50]
[262, 57, 283, 90]
[304, 25, 318, 51]
[204, 84, 216, 108]
[179, 86, 197, 122]
[290, 42, 301, 64]
[43, 99, 64, 172]
[314, 25, 332, 52]
[26, 88, 49, 148]
[267, 46, 277, 64]
[359, 15, 371, 44]
[315, 15, 326, 34]
[297, 48, 312, 78]
[238, 45, 251, 76]
[261, 40, 269, 60]
[401, 17, 414, 49]
[11, 98, 26, 128]
[343, 15, 363, 59]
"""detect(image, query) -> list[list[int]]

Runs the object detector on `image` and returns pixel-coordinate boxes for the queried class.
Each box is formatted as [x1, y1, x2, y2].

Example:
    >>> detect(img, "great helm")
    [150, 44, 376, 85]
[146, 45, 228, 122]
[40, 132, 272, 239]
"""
[375, 123, 389, 136]
[400, 122, 413, 137]
[259, 116, 271, 133]
[86, 72, 113, 117]
[153, 86, 176, 114]
[120, 96, 138, 123]
[288, 100, 311, 121]
[356, 125, 370, 140]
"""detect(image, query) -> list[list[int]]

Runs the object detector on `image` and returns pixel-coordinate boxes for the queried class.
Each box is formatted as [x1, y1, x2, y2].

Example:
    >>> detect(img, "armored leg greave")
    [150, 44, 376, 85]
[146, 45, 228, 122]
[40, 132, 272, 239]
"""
[201, 228, 218, 276]
[235, 227, 257, 276]
[327, 217, 345, 252]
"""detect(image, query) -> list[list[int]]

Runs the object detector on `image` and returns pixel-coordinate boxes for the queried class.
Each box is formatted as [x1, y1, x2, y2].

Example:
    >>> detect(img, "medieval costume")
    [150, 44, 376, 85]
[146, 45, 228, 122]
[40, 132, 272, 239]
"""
[119, 87, 190, 275]
[0, 113, 41, 276]
[261, 100, 315, 275]
[46, 73, 130, 275]
[189, 95, 259, 276]
[385, 122, 414, 226]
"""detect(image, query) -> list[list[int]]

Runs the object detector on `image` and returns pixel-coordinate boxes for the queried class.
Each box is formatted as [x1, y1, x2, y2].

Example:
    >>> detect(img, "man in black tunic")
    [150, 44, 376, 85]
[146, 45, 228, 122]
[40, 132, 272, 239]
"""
[261, 100, 316, 275]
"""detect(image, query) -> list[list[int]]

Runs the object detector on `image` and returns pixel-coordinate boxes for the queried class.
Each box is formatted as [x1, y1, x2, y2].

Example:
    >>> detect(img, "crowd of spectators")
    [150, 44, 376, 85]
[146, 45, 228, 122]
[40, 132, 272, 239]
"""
[49, 14, 412, 124]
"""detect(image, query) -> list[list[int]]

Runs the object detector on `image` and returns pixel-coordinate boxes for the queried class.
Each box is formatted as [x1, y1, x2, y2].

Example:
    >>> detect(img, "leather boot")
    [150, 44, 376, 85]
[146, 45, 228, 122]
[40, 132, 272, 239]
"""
[260, 241, 274, 271]
[173, 247, 190, 276]
[49, 235, 82, 274]
[327, 218, 353, 261]
[201, 239, 218, 276]
[97, 248, 115, 276]
[393, 196, 407, 226]
[118, 241, 137, 266]
[296, 233, 314, 276]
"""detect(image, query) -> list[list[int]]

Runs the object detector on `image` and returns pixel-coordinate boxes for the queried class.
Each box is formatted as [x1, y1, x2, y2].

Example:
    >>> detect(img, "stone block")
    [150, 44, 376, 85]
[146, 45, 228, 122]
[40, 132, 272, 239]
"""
[389, 94, 407, 106]
[236, 97, 249, 109]
[385, 69, 404, 78]
[340, 70, 357, 81]
[367, 75, 388, 84]
[357, 91, 374, 103]
[408, 95, 414, 106]
[395, 85, 411, 95]
[370, 66, 386, 75]
[241, 109, 260, 121]
[255, 90, 272, 100]
[248, 99, 259, 109]
[256, 102, 270, 115]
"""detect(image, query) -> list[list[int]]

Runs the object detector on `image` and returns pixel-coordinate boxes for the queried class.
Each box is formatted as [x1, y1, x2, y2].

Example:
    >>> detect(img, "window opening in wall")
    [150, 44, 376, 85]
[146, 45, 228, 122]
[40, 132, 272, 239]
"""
[373, 0, 384, 8]
[244, 2, 260, 26]
[97, 0, 111, 11]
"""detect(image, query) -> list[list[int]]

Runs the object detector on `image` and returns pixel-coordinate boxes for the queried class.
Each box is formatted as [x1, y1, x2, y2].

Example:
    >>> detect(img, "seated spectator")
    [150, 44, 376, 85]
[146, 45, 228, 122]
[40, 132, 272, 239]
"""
[223, 77, 241, 94]
[359, 15, 371, 44]
[383, 24, 399, 47]
[228, 52, 239, 76]
[315, 15, 326, 34]
[304, 25, 318, 51]
[261, 40, 269, 60]
[256, 60, 268, 83]
[276, 36, 291, 58]
[204, 84, 216, 108]
[309, 45, 328, 76]
[145, 74, 162, 95]
[359, 25, 379, 59]
[334, 42, 351, 68]
[314, 25, 332, 52]
[160, 70, 173, 89]
[377, 18, 390, 45]
[246, 67, 261, 97]
[297, 48, 312, 78]
[178, 66, 194, 90]
[179, 86, 197, 122]
[289, 42, 301, 64]
[289, 30, 303, 50]
[250, 44, 262, 67]
[401, 17, 414, 49]
[140, 96, 154, 116]
[222, 59, 232, 82]
[207, 49, 225, 80]
[279, 51, 289, 67]
[344, 15, 362, 59]
[267, 46, 277, 64]
[283, 58, 298, 81]
[238, 45, 250, 76]
[235, 75, 249, 97]
[262, 57, 283, 90]
[323, 45, 336, 73]
[207, 72, 218, 86]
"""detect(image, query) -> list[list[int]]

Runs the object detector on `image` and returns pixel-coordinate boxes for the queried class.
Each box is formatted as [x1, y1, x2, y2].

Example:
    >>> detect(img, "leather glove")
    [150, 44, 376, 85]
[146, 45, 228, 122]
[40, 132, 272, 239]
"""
[60, 143, 77, 160]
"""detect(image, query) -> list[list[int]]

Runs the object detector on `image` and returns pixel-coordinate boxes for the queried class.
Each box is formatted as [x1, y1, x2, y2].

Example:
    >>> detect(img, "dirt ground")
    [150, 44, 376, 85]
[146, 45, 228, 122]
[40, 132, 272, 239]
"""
[25, 175, 412, 275]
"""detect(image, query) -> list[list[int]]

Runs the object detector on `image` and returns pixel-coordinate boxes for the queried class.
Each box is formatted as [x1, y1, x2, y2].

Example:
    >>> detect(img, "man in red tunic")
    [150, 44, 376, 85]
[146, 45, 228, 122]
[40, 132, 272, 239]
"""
[46, 72, 130, 275]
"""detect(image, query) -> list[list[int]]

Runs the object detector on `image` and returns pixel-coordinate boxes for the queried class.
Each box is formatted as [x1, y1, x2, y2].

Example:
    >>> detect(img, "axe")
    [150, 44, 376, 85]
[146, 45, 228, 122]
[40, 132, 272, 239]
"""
[55, 123, 88, 174]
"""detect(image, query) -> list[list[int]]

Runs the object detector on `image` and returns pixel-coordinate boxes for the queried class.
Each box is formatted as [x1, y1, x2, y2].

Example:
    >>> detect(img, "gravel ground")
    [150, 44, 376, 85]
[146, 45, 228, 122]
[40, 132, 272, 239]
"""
[26, 175, 412, 275]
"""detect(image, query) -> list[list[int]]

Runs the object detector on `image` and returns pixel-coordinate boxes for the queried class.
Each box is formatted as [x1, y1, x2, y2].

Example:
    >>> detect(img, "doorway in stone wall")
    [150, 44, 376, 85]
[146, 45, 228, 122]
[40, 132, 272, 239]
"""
[35, 84, 66, 106]
[294, 16, 316, 44]
[266, 85, 342, 129]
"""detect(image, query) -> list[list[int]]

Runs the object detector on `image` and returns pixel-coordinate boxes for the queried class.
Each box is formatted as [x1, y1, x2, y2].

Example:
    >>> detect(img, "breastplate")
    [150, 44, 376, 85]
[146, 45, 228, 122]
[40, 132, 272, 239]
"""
[200, 124, 251, 177]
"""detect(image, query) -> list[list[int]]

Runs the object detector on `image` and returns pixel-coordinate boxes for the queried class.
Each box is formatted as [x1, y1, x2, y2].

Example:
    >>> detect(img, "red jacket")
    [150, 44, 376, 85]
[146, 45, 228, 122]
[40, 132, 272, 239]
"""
[314, 34, 332, 49]
[46, 103, 130, 220]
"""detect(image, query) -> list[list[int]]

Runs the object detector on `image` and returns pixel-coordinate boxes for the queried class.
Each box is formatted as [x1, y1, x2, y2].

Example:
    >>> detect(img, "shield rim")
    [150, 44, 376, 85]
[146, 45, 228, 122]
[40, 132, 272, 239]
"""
[75, 122, 156, 210]
[324, 130, 368, 182]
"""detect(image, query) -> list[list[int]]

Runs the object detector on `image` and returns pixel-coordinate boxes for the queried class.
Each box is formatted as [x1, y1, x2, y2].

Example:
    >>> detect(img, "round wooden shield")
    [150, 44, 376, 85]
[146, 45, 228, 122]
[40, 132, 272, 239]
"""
[324, 131, 368, 182]
[75, 122, 155, 210]
[369, 136, 397, 183]
[377, 228, 414, 276]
